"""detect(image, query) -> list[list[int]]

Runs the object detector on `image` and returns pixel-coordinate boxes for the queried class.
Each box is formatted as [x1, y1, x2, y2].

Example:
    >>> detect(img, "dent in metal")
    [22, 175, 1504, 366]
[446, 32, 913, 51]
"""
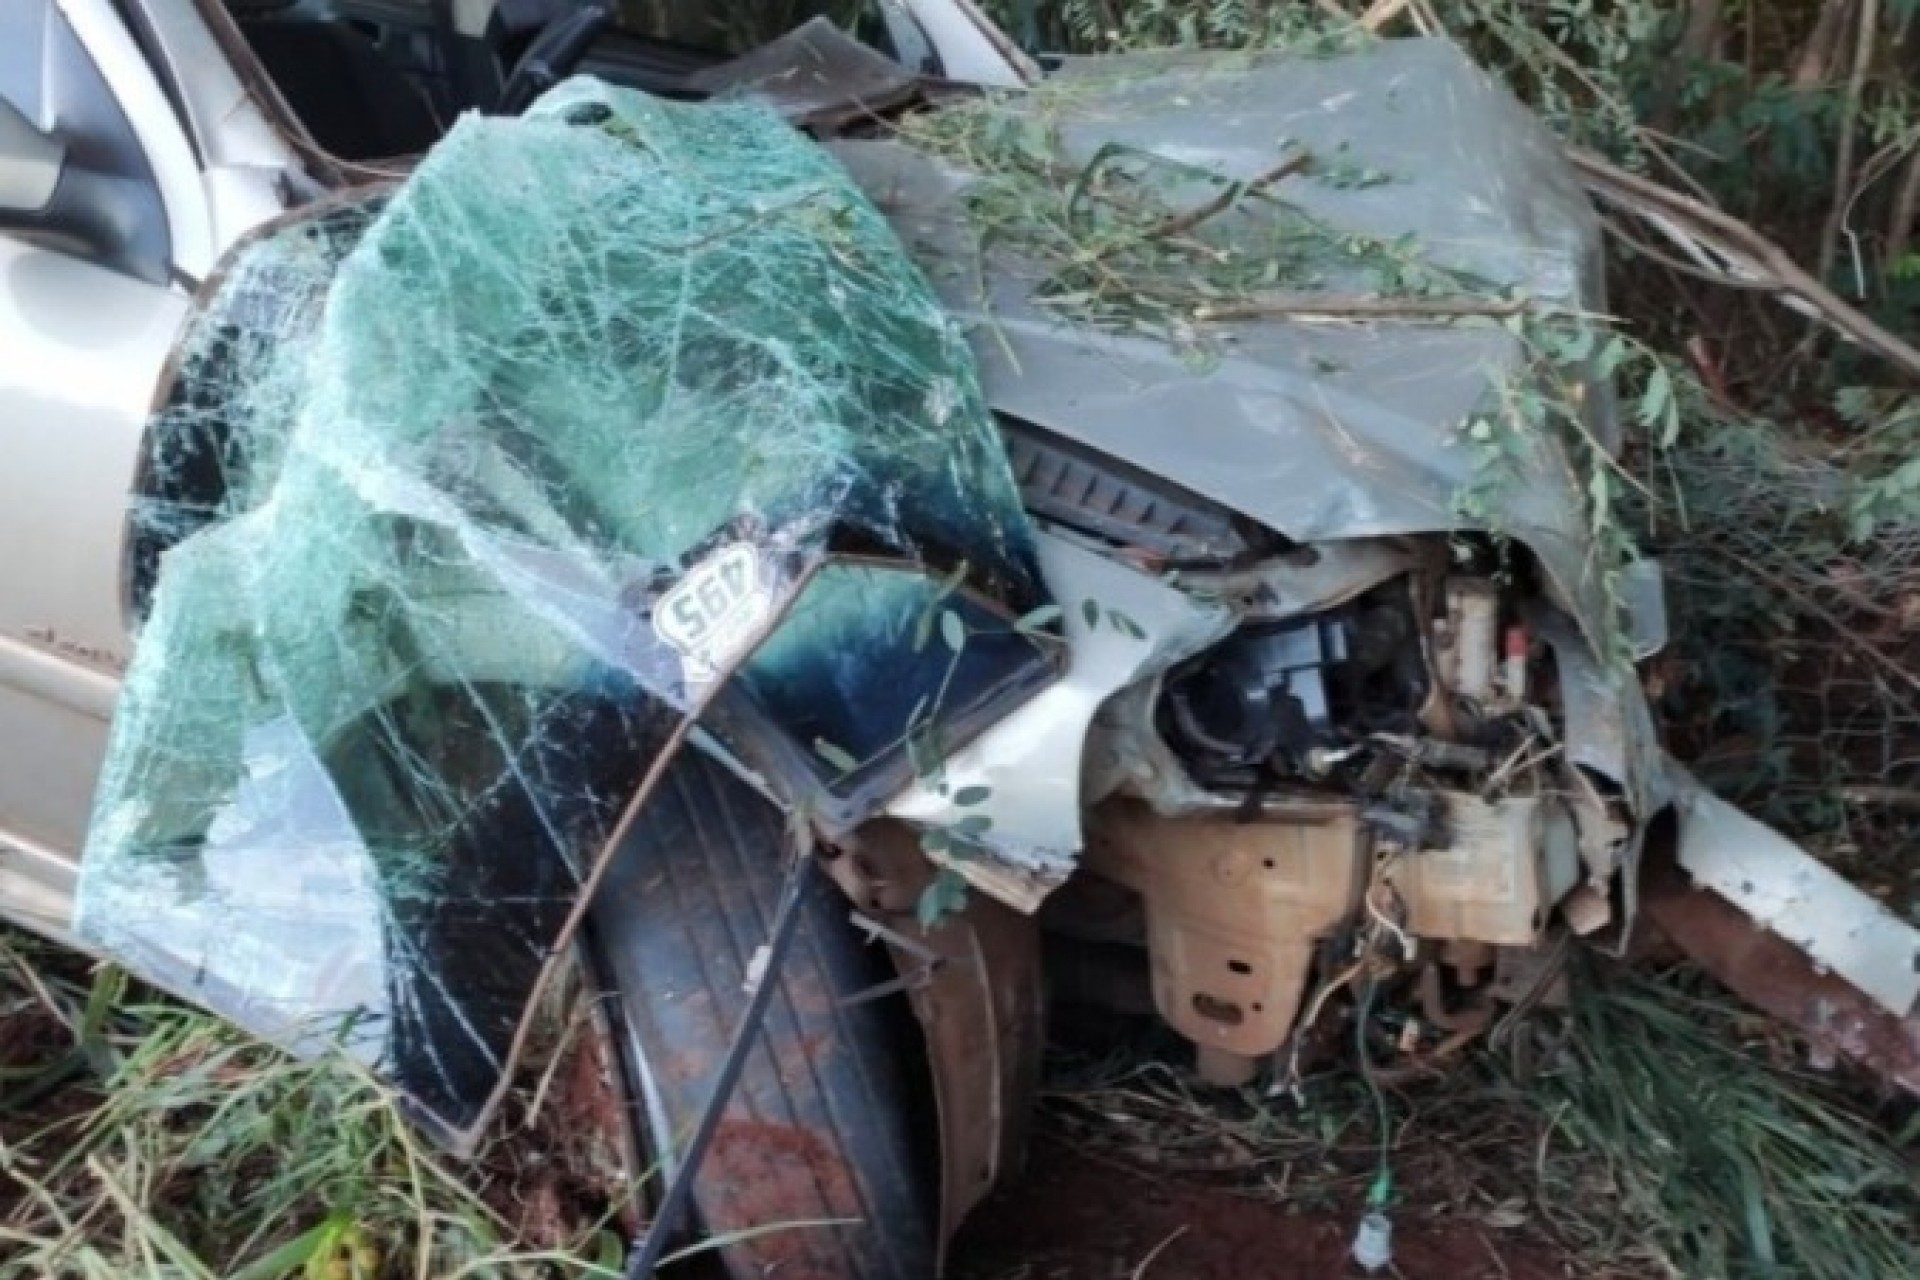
[835, 40, 1618, 646]
[1533, 609, 1666, 808]
[885, 530, 1233, 902]
[1174, 537, 1420, 618]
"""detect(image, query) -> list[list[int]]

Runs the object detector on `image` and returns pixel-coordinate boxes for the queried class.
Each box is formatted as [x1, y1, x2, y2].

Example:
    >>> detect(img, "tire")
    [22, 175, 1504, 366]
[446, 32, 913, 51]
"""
[587, 747, 939, 1280]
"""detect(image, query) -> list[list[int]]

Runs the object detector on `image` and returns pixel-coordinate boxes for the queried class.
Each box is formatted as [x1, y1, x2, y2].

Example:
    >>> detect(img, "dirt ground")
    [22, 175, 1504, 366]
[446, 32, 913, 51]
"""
[954, 1138, 1590, 1280]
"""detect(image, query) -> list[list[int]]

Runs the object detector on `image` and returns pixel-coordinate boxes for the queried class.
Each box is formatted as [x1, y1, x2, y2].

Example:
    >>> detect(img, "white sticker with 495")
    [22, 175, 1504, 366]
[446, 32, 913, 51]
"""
[653, 543, 776, 686]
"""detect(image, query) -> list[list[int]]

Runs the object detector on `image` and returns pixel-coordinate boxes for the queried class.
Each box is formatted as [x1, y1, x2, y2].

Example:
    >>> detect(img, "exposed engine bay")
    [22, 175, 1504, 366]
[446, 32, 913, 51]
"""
[998, 421, 1623, 1086]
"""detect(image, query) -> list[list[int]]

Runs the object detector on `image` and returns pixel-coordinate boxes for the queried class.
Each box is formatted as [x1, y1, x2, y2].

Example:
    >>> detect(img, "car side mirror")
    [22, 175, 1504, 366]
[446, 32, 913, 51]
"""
[0, 96, 67, 216]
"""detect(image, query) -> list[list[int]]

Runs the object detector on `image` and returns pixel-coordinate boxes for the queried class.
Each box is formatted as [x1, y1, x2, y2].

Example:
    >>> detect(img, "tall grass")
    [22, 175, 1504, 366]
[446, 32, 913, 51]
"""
[0, 932, 627, 1280]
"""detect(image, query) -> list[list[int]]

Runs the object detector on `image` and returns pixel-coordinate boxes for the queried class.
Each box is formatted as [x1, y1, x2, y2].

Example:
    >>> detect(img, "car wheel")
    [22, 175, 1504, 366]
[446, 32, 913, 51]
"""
[587, 747, 940, 1279]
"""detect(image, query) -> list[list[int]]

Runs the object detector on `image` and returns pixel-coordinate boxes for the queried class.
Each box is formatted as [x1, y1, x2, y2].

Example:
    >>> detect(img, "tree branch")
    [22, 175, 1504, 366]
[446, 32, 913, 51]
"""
[1817, 0, 1881, 288]
[1571, 149, 1920, 383]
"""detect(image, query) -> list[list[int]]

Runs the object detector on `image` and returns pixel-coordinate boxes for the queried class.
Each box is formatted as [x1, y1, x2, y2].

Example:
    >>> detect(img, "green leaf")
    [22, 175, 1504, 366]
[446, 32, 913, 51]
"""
[78, 963, 125, 1078]
[1833, 385, 1875, 424]
[953, 813, 993, 836]
[593, 1231, 626, 1272]
[940, 609, 967, 654]
[952, 784, 992, 806]
[1551, 324, 1595, 363]
[916, 869, 970, 929]
[813, 738, 859, 775]
[231, 1217, 345, 1280]
[920, 827, 953, 856]
[1596, 336, 1629, 377]
[906, 725, 945, 782]
[1081, 597, 1101, 630]
[935, 559, 970, 599]
[1013, 603, 1063, 634]
[1107, 609, 1147, 640]
[1637, 365, 1672, 432]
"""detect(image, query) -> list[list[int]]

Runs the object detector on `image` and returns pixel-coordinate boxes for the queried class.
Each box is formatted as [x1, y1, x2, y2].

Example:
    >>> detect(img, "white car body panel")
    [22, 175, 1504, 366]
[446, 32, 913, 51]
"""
[0, 0, 296, 940]
[886, 534, 1233, 901]
[0, 235, 176, 940]
[58, 0, 216, 275]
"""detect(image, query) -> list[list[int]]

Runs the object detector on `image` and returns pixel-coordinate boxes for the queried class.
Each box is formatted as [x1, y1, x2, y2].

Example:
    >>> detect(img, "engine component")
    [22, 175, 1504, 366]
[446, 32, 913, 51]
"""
[1435, 578, 1500, 704]
[1160, 615, 1348, 770]
[1380, 793, 1581, 946]
[1156, 581, 1432, 783]
[1083, 798, 1366, 1082]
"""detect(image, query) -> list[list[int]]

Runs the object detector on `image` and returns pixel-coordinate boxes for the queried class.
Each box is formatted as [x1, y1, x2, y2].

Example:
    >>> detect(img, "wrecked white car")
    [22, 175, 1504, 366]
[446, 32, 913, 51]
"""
[1, 2, 1915, 1276]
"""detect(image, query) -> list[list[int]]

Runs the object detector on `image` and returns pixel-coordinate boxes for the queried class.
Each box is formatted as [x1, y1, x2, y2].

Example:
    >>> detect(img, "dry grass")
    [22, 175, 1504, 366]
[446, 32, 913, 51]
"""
[1040, 964, 1919, 1280]
[0, 929, 634, 1280]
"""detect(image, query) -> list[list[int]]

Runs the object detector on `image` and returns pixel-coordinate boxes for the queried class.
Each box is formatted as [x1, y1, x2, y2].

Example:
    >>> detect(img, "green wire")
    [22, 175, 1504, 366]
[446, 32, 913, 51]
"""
[1355, 975, 1395, 1211]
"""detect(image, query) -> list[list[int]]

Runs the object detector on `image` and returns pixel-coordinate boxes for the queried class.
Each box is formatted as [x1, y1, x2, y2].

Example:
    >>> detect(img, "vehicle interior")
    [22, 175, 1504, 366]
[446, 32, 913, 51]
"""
[220, 0, 940, 160]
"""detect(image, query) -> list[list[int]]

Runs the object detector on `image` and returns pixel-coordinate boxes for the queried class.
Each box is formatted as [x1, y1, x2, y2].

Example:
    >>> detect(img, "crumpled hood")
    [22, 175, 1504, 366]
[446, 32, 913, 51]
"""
[833, 37, 1618, 638]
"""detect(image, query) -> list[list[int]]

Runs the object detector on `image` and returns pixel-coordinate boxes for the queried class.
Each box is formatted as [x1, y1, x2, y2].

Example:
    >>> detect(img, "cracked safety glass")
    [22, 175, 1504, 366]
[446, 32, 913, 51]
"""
[79, 79, 1058, 1150]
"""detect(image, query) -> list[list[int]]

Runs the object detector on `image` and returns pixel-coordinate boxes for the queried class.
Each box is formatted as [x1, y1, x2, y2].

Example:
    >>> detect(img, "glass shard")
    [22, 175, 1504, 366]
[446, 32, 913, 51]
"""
[82, 78, 1055, 1149]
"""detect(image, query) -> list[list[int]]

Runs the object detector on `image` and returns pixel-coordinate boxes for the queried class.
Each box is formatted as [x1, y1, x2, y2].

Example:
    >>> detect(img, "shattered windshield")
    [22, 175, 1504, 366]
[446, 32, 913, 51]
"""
[83, 78, 1054, 1148]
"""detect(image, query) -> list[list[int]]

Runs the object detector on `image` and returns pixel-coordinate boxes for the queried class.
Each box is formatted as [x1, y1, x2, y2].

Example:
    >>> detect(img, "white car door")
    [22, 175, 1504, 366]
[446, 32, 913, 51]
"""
[0, 0, 207, 937]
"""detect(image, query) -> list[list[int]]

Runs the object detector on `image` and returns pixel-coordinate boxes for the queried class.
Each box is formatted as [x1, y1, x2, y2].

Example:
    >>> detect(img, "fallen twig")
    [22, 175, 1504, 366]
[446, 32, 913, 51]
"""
[1816, 0, 1880, 288]
[1358, 0, 1416, 32]
[1146, 153, 1311, 242]
[1129, 1224, 1190, 1280]
[1194, 293, 1528, 321]
[1837, 785, 1920, 810]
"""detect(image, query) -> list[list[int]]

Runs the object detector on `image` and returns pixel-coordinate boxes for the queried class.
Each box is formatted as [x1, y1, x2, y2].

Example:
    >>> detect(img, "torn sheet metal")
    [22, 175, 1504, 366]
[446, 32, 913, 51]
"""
[885, 532, 1233, 903]
[1667, 767, 1920, 1019]
[844, 42, 1920, 1020]
[79, 78, 1055, 1149]
[1642, 851, 1920, 1094]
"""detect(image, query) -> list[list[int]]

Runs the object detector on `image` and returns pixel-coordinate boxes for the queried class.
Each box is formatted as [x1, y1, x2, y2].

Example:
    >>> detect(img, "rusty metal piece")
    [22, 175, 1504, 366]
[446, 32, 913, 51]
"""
[1442, 939, 1494, 987]
[1083, 799, 1365, 1063]
[1641, 855, 1920, 1095]
[837, 823, 1044, 1265]
[1195, 1045, 1261, 1087]
[1416, 963, 1493, 1034]
[1559, 882, 1614, 936]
